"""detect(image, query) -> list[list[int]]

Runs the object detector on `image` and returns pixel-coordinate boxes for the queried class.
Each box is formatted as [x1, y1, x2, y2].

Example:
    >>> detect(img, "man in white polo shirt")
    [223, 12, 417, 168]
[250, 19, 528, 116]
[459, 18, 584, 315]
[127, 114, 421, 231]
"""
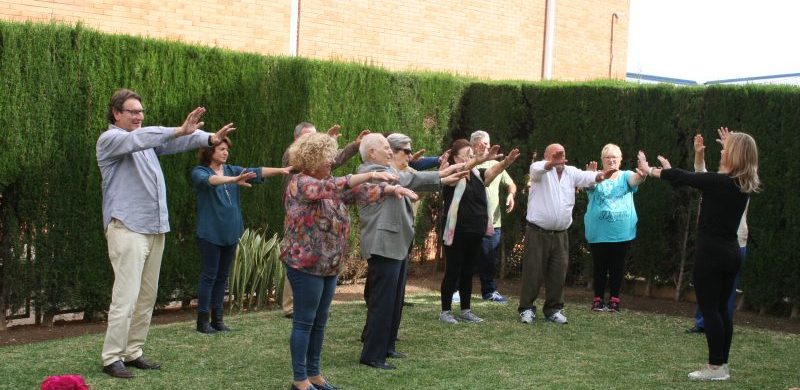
[518, 143, 612, 324]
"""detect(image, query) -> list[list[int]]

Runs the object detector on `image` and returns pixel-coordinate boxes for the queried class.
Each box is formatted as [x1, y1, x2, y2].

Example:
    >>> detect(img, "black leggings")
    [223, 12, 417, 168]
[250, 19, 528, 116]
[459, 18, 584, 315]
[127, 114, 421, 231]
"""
[590, 241, 631, 300]
[441, 232, 483, 311]
[693, 239, 741, 365]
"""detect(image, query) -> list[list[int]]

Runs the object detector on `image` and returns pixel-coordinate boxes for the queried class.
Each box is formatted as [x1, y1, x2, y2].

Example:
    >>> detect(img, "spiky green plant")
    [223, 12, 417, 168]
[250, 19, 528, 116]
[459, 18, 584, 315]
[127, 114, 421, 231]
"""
[228, 229, 284, 313]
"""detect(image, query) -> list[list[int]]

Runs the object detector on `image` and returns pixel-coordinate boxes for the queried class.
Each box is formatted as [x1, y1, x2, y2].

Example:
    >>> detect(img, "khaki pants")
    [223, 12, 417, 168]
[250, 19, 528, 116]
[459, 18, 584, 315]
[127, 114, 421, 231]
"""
[518, 226, 569, 317]
[282, 274, 293, 316]
[101, 219, 165, 366]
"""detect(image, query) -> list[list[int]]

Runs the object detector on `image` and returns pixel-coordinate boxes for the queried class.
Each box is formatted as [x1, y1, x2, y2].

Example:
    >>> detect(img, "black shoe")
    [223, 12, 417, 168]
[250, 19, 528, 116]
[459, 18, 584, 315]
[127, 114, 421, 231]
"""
[124, 356, 161, 370]
[197, 312, 217, 334]
[290, 385, 315, 390]
[312, 381, 340, 390]
[686, 326, 705, 334]
[102, 360, 134, 378]
[360, 360, 396, 370]
[211, 309, 231, 332]
[386, 350, 406, 359]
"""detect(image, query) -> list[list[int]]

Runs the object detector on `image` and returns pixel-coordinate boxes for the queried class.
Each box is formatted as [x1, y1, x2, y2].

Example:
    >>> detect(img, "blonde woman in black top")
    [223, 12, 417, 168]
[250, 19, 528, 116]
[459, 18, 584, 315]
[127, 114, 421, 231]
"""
[638, 131, 759, 381]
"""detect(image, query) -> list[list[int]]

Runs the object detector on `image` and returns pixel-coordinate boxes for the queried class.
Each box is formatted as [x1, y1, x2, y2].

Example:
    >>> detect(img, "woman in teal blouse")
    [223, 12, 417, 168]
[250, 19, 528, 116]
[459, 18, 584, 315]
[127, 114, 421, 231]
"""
[584, 143, 646, 312]
[191, 136, 290, 333]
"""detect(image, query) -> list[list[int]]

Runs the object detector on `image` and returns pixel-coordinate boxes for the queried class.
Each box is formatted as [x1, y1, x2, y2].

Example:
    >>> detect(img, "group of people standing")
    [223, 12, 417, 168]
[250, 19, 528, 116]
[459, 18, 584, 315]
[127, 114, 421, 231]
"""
[96, 88, 758, 386]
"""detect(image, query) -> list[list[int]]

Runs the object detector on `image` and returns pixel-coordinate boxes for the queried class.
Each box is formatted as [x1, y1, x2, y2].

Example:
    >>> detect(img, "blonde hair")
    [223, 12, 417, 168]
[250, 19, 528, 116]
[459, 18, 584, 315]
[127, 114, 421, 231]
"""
[288, 132, 338, 174]
[601, 143, 622, 159]
[722, 132, 760, 193]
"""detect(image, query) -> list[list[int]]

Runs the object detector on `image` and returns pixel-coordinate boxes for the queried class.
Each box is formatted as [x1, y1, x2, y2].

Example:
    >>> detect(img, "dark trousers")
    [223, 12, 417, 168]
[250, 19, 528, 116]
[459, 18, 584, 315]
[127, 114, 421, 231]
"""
[196, 238, 237, 313]
[360, 255, 407, 363]
[441, 232, 483, 311]
[695, 246, 746, 328]
[478, 228, 502, 296]
[286, 266, 337, 381]
[518, 226, 569, 317]
[693, 239, 741, 365]
[589, 240, 632, 300]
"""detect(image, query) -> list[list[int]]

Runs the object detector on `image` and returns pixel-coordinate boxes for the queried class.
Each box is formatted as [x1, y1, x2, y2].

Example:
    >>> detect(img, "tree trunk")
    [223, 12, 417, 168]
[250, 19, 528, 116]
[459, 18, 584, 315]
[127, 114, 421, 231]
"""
[676, 198, 700, 301]
[42, 310, 55, 328]
[758, 306, 766, 315]
[644, 278, 652, 298]
[791, 304, 799, 319]
[0, 296, 6, 331]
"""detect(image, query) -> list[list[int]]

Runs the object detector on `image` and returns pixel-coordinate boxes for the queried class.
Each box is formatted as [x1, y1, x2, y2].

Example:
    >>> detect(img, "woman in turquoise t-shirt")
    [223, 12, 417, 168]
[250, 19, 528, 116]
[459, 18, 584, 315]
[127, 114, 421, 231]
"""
[584, 144, 647, 312]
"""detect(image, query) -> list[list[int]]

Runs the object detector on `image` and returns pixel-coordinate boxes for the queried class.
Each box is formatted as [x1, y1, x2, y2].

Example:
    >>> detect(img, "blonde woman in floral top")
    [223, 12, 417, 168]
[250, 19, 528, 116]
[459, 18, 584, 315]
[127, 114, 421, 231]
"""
[281, 133, 417, 390]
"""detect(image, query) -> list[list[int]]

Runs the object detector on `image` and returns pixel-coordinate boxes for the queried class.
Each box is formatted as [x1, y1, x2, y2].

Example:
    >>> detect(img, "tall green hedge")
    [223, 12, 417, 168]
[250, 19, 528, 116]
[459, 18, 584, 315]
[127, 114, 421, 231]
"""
[1, 21, 798, 321]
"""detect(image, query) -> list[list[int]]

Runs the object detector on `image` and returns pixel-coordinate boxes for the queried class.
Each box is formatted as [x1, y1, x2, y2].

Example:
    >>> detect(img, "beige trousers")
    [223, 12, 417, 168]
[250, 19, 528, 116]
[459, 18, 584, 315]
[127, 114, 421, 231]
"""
[101, 219, 165, 366]
[282, 274, 293, 315]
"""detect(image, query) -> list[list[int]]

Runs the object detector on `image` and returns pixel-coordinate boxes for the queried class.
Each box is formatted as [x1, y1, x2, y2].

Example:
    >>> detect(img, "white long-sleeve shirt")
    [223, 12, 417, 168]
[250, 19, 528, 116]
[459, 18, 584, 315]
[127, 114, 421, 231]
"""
[526, 161, 599, 231]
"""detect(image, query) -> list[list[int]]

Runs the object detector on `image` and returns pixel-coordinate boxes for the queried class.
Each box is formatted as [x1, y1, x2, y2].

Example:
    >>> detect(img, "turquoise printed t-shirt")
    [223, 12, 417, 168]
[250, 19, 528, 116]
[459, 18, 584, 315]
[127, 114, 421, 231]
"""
[584, 170, 639, 243]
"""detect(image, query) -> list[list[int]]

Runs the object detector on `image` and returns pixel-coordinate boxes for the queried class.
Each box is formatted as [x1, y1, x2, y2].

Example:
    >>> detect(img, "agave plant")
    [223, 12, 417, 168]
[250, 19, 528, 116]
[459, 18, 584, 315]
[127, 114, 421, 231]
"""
[228, 229, 285, 313]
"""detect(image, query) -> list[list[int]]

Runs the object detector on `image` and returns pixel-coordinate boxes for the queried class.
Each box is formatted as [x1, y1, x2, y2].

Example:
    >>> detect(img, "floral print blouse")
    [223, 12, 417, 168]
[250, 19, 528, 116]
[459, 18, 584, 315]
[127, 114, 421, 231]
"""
[281, 173, 386, 276]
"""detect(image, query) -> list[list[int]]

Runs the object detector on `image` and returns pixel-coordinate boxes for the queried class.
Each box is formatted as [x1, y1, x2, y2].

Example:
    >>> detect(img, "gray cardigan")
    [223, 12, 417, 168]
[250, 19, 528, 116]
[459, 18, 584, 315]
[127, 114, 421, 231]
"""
[357, 162, 441, 261]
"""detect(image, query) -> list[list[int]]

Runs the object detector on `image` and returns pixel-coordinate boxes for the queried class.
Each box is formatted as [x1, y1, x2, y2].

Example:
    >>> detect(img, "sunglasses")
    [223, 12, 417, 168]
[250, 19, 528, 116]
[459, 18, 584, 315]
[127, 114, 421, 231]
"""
[394, 148, 413, 155]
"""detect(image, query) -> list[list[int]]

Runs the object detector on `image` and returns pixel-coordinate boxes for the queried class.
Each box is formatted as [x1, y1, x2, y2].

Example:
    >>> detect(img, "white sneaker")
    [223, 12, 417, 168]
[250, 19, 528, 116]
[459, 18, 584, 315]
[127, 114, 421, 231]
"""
[459, 309, 484, 323]
[519, 309, 535, 324]
[545, 310, 568, 324]
[723, 363, 730, 376]
[452, 291, 461, 303]
[688, 364, 729, 381]
[439, 310, 459, 324]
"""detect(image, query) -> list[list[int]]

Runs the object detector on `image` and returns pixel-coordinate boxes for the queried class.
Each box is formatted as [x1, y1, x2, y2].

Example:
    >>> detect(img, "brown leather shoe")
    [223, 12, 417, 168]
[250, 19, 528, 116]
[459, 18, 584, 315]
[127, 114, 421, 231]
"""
[102, 360, 134, 378]
[124, 356, 161, 370]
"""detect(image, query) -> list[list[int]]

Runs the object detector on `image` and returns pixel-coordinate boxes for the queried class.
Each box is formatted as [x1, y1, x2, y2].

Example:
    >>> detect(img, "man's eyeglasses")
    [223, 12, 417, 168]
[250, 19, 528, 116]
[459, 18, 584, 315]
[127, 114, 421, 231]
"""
[122, 109, 145, 116]
[393, 148, 413, 155]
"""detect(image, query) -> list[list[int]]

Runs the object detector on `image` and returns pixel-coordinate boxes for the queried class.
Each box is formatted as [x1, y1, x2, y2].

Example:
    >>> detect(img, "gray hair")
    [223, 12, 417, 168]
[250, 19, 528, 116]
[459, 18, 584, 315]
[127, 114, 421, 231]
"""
[293, 122, 316, 139]
[359, 133, 386, 162]
[470, 130, 490, 146]
[386, 133, 412, 150]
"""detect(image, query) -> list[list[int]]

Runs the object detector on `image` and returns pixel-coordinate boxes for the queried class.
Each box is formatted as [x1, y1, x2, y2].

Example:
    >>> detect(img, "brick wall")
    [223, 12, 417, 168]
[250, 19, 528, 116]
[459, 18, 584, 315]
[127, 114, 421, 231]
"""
[0, 0, 629, 81]
[552, 0, 629, 80]
[0, 0, 292, 55]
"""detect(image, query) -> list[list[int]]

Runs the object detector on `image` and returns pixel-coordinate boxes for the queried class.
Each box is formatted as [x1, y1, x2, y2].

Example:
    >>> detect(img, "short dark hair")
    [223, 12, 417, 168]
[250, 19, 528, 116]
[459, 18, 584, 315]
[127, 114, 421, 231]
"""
[448, 138, 471, 164]
[197, 137, 233, 166]
[106, 89, 142, 124]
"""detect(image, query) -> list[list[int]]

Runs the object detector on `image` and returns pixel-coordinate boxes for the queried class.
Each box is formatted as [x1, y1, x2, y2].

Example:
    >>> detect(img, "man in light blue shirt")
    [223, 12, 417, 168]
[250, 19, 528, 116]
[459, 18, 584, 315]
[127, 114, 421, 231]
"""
[96, 89, 233, 378]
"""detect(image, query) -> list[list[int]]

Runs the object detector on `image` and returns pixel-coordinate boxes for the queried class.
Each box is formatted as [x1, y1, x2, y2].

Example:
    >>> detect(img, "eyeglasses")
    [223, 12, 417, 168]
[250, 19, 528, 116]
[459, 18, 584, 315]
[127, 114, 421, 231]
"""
[122, 109, 145, 116]
[393, 148, 413, 155]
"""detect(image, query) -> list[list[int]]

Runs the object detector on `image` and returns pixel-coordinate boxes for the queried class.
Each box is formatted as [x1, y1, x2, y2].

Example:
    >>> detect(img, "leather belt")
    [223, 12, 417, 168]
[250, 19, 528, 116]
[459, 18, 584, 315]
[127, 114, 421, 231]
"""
[526, 221, 566, 234]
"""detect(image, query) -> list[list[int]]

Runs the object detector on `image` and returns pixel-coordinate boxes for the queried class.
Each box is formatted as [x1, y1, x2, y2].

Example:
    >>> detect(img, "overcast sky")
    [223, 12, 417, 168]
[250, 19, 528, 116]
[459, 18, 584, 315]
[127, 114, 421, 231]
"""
[626, 0, 800, 83]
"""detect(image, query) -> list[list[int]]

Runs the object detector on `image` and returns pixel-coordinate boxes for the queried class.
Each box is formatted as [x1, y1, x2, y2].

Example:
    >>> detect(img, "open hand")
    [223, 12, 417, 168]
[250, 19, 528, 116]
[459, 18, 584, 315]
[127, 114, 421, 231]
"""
[326, 124, 341, 140]
[694, 134, 705, 153]
[716, 127, 730, 146]
[501, 148, 521, 168]
[438, 150, 451, 170]
[393, 186, 419, 200]
[176, 107, 206, 137]
[441, 170, 469, 186]
[211, 122, 236, 145]
[411, 149, 426, 162]
[234, 170, 257, 187]
[354, 129, 370, 145]
[656, 155, 672, 169]
[372, 171, 399, 183]
[585, 161, 598, 171]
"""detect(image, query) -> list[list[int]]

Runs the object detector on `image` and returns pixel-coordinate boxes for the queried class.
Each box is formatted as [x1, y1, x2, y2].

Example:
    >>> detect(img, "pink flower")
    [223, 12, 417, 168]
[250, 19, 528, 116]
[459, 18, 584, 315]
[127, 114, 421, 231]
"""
[41, 375, 88, 390]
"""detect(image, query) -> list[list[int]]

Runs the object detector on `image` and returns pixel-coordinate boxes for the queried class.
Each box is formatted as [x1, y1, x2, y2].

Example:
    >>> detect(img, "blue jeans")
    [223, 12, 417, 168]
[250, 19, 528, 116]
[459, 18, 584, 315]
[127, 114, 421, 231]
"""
[695, 246, 746, 328]
[286, 266, 337, 381]
[196, 238, 237, 313]
[479, 228, 502, 296]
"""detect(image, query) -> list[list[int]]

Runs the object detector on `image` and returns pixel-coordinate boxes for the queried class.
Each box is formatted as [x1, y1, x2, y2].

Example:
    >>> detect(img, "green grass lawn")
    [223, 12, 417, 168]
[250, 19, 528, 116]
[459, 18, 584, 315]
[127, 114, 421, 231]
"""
[1, 294, 799, 389]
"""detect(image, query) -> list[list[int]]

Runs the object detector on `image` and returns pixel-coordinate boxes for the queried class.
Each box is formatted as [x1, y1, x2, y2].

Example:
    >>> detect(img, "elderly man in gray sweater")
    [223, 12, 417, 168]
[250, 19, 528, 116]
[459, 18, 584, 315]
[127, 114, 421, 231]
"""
[357, 133, 465, 370]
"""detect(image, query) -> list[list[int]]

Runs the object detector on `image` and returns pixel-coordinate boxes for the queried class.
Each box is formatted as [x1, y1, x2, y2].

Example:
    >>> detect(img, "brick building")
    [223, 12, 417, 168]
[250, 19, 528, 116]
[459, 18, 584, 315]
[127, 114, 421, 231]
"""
[0, 0, 629, 81]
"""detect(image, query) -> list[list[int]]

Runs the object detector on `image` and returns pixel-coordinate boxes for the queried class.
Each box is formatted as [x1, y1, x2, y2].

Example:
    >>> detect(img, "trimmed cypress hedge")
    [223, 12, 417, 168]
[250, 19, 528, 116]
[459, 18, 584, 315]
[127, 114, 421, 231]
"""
[0, 21, 798, 322]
